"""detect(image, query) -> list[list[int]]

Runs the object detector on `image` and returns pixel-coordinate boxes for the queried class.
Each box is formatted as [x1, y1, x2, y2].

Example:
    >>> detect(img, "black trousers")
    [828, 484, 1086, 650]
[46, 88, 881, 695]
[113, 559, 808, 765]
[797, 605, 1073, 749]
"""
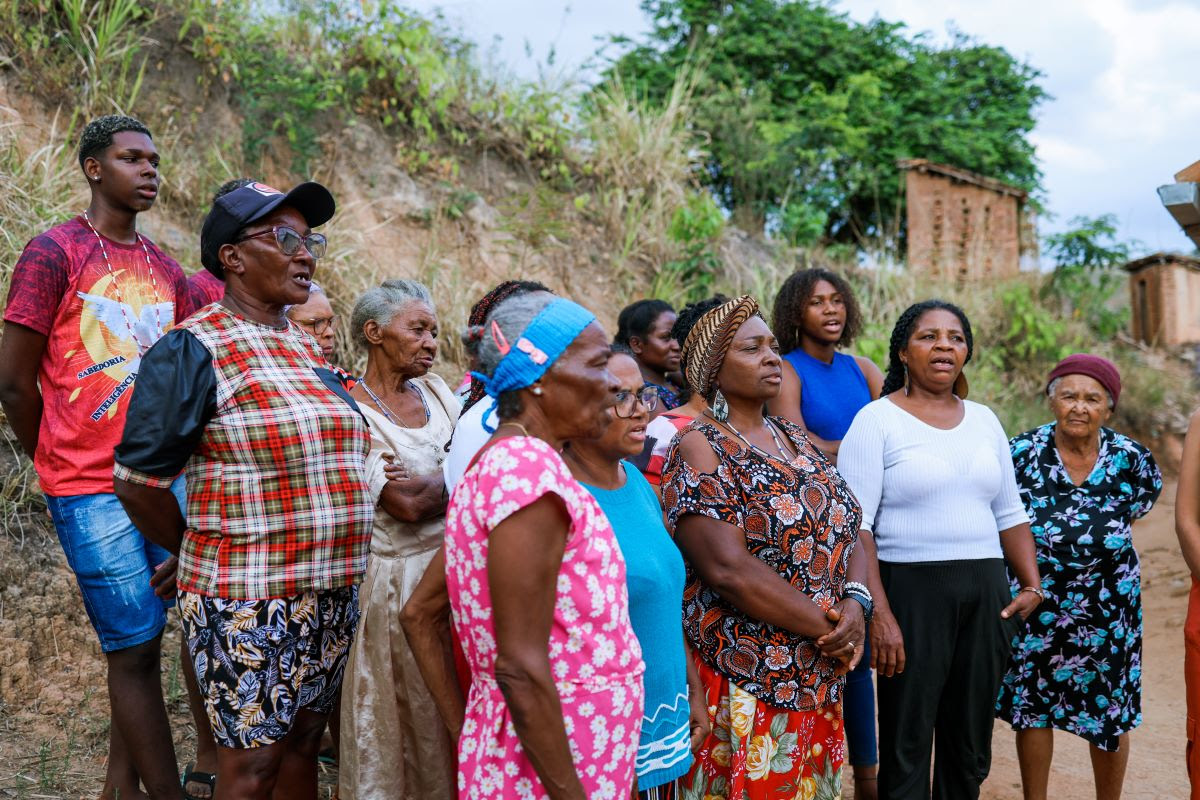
[877, 558, 1021, 800]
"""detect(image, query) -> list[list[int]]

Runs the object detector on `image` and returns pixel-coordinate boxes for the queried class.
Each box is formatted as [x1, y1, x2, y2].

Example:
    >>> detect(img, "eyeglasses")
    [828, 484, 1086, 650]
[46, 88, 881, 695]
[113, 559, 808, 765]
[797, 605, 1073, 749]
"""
[293, 314, 338, 336]
[613, 385, 659, 418]
[235, 225, 327, 260]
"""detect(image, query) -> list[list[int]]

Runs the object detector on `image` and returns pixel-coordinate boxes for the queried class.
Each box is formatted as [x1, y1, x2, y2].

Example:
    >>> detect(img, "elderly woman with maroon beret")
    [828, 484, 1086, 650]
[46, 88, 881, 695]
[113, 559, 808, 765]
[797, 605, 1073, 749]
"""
[996, 354, 1162, 800]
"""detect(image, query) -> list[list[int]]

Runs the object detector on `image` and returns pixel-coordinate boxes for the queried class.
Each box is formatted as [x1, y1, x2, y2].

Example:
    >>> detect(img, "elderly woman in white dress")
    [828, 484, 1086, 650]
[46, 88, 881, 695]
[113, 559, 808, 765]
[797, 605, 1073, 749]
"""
[339, 279, 459, 799]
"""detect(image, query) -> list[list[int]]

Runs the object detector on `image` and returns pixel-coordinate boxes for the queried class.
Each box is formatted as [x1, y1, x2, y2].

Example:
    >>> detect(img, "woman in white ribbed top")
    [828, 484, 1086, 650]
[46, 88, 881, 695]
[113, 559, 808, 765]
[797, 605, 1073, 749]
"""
[838, 300, 1042, 800]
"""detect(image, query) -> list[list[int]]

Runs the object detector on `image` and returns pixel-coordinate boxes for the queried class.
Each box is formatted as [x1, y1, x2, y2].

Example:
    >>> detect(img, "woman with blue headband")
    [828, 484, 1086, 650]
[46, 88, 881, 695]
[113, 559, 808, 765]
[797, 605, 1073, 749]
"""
[437, 293, 645, 799]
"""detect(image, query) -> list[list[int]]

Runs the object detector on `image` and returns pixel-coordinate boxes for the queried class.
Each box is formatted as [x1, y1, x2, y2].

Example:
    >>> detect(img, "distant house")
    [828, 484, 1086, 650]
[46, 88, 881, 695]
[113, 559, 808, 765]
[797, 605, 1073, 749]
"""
[899, 159, 1038, 281]
[1123, 253, 1200, 347]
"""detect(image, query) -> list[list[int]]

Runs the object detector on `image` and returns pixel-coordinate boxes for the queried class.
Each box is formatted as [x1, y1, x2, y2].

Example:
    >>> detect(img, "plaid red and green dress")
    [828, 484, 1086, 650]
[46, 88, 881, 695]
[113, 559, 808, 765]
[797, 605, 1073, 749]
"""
[114, 303, 373, 599]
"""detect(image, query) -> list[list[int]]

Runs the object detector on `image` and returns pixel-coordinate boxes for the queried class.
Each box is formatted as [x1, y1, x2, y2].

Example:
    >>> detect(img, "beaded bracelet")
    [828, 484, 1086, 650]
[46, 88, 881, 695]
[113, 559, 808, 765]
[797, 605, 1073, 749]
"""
[844, 581, 872, 602]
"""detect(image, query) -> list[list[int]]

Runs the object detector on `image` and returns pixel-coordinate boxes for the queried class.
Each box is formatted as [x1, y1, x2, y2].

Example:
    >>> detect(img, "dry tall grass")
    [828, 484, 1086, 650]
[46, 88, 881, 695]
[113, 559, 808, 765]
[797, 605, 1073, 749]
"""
[0, 113, 80, 536]
[582, 68, 708, 284]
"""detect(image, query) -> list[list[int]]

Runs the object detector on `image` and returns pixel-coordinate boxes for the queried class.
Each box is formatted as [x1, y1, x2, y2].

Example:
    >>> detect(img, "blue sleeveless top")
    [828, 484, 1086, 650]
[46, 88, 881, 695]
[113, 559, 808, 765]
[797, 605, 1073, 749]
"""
[782, 348, 871, 441]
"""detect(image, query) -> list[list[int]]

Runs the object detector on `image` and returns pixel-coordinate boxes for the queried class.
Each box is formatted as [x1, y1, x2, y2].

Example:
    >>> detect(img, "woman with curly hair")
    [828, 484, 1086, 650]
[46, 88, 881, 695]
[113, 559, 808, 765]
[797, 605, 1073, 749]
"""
[838, 300, 1042, 800]
[768, 268, 883, 464]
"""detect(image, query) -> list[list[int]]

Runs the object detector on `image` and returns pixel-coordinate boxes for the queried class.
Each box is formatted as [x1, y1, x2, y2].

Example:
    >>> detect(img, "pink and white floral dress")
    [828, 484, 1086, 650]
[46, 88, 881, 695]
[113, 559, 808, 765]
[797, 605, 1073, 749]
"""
[445, 436, 645, 799]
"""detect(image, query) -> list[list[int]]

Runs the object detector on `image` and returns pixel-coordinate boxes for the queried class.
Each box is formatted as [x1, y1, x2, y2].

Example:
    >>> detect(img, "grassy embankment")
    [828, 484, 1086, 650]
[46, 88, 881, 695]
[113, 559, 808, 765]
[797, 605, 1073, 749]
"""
[0, 1, 1192, 522]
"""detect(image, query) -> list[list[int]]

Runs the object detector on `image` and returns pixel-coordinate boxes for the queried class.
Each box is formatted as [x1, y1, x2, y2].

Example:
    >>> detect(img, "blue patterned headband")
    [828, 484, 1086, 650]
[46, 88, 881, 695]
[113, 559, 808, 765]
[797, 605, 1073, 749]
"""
[471, 298, 596, 430]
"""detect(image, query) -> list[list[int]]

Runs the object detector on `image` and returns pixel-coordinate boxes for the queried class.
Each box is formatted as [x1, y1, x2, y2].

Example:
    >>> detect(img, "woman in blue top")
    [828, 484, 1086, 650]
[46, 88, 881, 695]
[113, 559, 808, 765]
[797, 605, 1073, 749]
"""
[769, 268, 883, 463]
[563, 350, 708, 797]
[768, 267, 884, 799]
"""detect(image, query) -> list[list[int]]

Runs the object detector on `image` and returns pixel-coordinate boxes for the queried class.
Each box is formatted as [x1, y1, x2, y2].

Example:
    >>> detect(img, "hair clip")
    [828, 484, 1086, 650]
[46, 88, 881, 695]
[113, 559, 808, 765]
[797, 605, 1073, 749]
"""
[516, 337, 548, 365]
[490, 319, 511, 355]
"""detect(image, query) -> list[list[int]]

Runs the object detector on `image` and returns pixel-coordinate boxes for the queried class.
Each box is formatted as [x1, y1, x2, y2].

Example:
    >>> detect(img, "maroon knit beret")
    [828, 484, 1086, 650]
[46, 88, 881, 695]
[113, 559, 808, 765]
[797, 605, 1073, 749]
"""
[1046, 354, 1121, 409]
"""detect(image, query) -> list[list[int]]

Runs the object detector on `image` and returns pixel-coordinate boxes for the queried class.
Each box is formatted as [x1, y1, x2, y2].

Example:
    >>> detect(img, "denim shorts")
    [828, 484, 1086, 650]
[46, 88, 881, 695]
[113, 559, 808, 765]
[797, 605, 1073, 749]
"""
[46, 478, 185, 653]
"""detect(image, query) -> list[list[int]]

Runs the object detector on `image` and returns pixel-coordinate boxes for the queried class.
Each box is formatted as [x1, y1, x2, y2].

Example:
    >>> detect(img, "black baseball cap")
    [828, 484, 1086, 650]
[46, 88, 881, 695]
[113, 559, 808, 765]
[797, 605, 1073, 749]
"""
[200, 180, 336, 277]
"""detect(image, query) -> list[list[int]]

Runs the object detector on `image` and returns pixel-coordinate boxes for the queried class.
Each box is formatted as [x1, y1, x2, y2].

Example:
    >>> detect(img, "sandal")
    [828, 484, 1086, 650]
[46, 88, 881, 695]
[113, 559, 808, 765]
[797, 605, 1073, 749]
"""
[182, 762, 217, 800]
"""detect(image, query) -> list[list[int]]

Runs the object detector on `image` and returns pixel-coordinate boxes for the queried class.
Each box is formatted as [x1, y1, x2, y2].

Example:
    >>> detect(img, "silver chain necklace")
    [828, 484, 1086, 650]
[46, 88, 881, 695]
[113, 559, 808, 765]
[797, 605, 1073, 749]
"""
[362, 379, 431, 427]
[81, 210, 164, 354]
[710, 411, 795, 462]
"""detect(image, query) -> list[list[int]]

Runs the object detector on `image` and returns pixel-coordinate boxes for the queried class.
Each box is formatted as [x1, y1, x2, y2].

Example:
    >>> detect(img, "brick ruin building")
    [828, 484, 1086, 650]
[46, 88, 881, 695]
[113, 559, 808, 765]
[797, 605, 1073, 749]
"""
[1138, 159, 1200, 347]
[1123, 253, 1200, 347]
[899, 159, 1038, 281]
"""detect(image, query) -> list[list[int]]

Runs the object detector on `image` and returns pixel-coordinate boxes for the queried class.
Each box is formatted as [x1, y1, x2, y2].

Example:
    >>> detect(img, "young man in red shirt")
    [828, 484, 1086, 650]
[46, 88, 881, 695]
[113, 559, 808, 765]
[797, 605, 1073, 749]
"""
[0, 115, 209, 799]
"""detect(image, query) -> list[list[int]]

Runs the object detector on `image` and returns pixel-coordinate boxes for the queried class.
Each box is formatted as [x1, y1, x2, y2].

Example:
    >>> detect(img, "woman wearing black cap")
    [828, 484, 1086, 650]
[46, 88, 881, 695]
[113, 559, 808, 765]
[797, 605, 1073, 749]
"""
[111, 180, 374, 798]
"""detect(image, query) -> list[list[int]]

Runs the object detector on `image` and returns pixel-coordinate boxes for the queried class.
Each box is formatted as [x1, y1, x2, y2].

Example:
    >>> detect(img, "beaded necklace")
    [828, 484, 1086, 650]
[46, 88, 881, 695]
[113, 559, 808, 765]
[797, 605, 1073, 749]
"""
[81, 210, 164, 355]
[362, 379, 431, 427]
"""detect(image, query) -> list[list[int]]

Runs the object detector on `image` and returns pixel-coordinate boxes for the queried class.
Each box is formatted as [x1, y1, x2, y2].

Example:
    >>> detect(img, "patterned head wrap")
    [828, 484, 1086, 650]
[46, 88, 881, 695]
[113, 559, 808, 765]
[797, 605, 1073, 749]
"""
[680, 295, 760, 401]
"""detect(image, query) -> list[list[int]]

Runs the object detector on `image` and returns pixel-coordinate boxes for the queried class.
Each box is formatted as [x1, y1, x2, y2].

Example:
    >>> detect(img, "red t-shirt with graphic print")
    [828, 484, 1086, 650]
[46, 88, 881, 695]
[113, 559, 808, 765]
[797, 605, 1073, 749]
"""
[187, 268, 224, 310]
[4, 216, 191, 496]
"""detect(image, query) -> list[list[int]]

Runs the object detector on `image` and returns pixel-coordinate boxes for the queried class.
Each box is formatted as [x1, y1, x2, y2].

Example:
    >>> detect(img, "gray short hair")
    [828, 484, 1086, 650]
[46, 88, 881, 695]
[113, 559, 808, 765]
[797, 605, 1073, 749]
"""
[284, 281, 325, 317]
[351, 279, 435, 348]
[1047, 376, 1113, 409]
[465, 293, 556, 418]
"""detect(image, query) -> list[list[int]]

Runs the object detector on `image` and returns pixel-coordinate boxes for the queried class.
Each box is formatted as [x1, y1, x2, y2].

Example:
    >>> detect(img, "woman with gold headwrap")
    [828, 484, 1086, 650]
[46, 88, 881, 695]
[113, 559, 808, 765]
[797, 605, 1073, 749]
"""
[662, 296, 868, 800]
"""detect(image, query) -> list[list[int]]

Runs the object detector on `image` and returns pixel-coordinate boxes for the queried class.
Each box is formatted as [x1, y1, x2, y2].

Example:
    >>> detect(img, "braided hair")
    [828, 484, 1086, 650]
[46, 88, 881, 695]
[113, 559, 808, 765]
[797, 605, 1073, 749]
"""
[880, 300, 974, 396]
[771, 268, 862, 353]
[670, 294, 729, 402]
[461, 280, 551, 411]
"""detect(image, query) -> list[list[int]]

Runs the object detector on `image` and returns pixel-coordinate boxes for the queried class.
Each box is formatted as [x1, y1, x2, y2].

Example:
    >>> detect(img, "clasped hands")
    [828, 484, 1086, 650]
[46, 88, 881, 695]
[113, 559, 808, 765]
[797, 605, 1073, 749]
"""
[816, 600, 864, 675]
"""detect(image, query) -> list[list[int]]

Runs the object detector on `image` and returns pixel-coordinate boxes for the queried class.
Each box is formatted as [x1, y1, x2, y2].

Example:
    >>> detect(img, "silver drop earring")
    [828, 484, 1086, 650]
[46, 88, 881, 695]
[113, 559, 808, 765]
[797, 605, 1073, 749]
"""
[711, 389, 729, 422]
[903, 364, 910, 396]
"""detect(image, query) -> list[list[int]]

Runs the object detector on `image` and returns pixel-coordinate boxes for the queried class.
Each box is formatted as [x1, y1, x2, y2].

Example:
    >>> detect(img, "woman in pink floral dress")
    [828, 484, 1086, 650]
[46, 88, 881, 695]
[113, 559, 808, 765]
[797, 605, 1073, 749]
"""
[444, 293, 645, 799]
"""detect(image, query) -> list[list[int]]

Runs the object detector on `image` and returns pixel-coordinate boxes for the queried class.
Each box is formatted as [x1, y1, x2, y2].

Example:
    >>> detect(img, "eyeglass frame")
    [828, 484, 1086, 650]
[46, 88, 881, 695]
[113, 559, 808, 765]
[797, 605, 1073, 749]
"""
[292, 314, 339, 336]
[235, 225, 327, 260]
[613, 384, 660, 418]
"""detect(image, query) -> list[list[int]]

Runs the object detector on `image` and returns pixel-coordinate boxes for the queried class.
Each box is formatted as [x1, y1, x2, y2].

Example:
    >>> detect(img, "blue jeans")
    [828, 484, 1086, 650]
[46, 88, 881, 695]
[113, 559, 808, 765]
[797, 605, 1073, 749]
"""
[845, 636, 879, 766]
[46, 478, 185, 653]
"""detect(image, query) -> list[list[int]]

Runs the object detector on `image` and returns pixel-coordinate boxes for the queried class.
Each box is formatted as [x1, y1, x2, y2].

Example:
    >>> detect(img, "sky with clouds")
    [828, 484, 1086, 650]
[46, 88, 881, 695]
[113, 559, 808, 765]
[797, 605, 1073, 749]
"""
[407, 0, 1200, 256]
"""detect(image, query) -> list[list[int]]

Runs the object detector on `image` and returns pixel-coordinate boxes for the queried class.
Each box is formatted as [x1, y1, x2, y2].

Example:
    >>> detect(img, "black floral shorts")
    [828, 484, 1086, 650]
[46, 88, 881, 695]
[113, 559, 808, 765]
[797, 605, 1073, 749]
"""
[180, 585, 359, 749]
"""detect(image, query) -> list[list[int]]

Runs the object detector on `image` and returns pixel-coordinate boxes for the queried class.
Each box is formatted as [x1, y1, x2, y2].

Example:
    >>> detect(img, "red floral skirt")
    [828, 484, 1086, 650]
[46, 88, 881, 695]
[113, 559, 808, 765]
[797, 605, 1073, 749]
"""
[681, 655, 844, 799]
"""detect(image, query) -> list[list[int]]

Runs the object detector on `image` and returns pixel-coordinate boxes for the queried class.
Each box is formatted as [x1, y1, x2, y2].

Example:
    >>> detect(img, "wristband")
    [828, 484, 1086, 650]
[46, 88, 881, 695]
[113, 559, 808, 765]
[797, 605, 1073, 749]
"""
[845, 591, 873, 623]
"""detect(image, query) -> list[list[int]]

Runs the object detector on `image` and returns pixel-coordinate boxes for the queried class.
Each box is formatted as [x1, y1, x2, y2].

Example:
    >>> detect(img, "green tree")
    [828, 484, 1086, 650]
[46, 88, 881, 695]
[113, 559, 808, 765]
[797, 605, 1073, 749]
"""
[606, 0, 1046, 243]
[1043, 214, 1133, 340]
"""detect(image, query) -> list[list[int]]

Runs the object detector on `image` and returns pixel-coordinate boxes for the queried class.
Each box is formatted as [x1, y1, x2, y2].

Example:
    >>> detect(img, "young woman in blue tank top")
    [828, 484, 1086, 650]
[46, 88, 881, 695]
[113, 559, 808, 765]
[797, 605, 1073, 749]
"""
[768, 269, 884, 462]
[768, 268, 884, 800]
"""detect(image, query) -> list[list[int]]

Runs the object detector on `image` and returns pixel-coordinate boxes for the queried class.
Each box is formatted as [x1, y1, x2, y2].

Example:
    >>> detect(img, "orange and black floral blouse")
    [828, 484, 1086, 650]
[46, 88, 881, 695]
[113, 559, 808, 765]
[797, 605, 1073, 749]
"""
[662, 417, 861, 712]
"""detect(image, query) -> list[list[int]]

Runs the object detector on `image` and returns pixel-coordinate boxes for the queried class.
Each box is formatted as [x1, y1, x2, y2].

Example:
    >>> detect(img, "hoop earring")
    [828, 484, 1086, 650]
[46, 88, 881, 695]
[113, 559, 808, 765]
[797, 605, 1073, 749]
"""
[903, 364, 910, 396]
[711, 389, 729, 422]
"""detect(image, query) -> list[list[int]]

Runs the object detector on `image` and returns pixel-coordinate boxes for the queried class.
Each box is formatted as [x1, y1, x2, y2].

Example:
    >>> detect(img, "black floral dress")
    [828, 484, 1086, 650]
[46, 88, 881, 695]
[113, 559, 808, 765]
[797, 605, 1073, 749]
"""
[995, 423, 1162, 751]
